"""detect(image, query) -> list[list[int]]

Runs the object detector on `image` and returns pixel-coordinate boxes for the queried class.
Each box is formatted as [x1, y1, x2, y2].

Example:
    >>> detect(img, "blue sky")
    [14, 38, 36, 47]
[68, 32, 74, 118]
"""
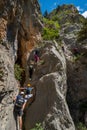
[38, 0, 87, 18]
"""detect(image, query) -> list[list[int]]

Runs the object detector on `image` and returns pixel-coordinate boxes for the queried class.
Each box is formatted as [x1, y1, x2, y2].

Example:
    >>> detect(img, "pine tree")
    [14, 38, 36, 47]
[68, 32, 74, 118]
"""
[43, 10, 49, 18]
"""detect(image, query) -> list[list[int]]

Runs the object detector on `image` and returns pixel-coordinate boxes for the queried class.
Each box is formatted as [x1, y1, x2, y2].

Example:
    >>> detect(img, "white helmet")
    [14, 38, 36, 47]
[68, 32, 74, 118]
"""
[20, 91, 24, 95]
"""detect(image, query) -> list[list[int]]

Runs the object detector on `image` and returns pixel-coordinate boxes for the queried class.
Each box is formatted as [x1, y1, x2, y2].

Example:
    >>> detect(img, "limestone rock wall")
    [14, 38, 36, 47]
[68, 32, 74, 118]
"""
[0, 2, 86, 130]
[66, 46, 87, 123]
[0, 44, 18, 130]
[24, 41, 75, 130]
[0, 0, 42, 66]
[59, 16, 87, 124]
[0, 0, 42, 129]
[17, 0, 42, 67]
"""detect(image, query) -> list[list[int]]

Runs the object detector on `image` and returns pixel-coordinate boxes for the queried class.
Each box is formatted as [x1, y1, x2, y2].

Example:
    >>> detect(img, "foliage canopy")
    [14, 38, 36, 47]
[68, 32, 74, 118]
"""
[42, 18, 60, 40]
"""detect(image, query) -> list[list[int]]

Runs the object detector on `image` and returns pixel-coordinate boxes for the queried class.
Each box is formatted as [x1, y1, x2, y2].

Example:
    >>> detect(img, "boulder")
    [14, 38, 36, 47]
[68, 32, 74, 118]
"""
[24, 41, 75, 130]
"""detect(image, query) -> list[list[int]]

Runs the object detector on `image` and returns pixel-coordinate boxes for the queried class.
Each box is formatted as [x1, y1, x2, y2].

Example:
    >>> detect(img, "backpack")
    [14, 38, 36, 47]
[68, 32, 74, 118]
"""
[15, 95, 25, 108]
[26, 88, 31, 95]
[25, 87, 33, 95]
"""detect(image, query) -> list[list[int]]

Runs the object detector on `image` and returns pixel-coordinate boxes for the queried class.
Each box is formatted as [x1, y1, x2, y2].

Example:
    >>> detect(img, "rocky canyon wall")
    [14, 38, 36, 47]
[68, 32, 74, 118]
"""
[0, 0, 42, 129]
[24, 41, 75, 130]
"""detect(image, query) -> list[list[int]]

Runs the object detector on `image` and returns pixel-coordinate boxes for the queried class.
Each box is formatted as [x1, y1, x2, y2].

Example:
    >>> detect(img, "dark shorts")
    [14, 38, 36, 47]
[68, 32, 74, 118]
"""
[14, 106, 23, 117]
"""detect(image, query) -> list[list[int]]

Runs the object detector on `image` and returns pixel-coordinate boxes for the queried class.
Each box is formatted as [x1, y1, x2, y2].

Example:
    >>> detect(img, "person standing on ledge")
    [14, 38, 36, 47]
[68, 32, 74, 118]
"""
[29, 60, 34, 80]
[13, 91, 26, 130]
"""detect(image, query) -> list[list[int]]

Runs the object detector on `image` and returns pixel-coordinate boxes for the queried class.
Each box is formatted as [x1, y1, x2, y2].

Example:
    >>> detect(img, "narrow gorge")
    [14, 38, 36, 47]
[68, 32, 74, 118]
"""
[0, 1, 87, 130]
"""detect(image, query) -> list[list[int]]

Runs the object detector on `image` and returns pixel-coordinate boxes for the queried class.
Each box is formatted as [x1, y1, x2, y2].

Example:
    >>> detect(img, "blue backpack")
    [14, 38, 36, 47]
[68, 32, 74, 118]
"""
[26, 87, 33, 95]
[15, 95, 25, 108]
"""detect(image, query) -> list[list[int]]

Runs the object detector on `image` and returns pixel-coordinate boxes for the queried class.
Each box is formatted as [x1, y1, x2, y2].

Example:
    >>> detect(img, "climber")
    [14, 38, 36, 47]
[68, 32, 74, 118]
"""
[61, 45, 65, 52]
[34, 49, 40, 63]
[14, 91, 26, 130]
[24, 84, 33, 102]
[19, 84, 33, 103]
[72, 47, 80, 56]
[29, 60, 34, 80]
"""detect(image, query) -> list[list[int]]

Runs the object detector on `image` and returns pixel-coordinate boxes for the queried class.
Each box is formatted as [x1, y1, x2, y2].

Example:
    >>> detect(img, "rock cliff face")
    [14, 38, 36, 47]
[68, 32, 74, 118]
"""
[56, 7, 87, 124]
[0, 0, 42, 66]
[66, 47, 87, 123]
[0, 44, 18, 130]
[0, 0, 42, 130]
[17, 0, 42, 67]
[24, 41, 75, 130]
[0, 2, 87, 130]
[24, 4, 87, 130]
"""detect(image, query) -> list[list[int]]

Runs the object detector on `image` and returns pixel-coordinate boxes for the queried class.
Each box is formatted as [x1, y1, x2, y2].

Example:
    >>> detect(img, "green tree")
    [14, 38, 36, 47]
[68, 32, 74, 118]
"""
[77, 122, 87, 130]
[43, 10, 49, 18]
[14, 64, 24, 81]
[30, 123, 44, 130]
[42, 18, 60, 40]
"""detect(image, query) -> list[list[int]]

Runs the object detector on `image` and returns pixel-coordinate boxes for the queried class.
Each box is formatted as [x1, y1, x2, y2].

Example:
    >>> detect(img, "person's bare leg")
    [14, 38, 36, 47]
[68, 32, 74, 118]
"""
[19, 116, 22, 130]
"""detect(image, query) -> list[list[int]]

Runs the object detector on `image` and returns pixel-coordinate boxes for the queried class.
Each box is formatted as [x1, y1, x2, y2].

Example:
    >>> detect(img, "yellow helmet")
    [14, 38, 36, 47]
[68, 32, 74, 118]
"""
[27, 84, 31, 87]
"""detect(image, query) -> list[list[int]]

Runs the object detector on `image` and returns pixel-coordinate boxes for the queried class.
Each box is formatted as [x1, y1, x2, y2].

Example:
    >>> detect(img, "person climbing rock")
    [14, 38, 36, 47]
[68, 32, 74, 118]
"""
[24, 84, 33, 103]
[19, 84, 33, 103]
[34, 49, 40, 63]
[29, 61, 34, 80]
[14, 91, 26, 130]
[72, 47, 80, 56]
[61, 45, 65, 52]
